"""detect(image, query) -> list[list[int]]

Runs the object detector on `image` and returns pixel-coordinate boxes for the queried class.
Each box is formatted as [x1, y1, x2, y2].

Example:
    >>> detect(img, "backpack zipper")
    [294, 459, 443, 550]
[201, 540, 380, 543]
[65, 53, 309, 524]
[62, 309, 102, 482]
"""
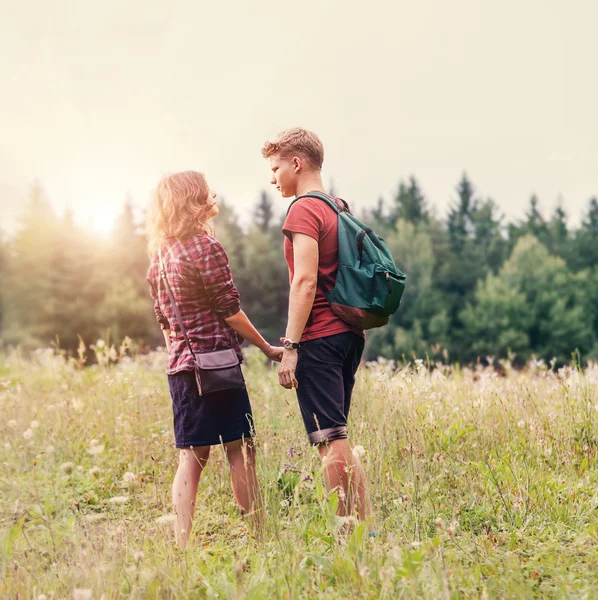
[386, 271, 392, 293]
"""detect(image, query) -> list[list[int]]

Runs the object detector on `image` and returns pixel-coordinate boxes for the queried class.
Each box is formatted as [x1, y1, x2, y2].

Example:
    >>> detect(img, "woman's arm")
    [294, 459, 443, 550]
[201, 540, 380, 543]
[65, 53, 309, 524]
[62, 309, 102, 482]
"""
[162, 329, 172, 351]
[225, 310, 283, 362]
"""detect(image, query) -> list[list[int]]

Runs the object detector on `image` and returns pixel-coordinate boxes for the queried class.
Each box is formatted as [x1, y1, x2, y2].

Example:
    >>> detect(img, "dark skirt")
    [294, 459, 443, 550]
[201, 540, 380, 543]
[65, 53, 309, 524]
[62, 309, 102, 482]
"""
[167, 370, 255, 448]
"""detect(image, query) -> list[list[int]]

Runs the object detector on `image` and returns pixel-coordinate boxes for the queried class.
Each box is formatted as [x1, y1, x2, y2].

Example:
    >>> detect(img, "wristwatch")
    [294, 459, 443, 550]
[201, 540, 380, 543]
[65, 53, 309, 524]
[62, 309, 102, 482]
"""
[282, 338, 300, 350]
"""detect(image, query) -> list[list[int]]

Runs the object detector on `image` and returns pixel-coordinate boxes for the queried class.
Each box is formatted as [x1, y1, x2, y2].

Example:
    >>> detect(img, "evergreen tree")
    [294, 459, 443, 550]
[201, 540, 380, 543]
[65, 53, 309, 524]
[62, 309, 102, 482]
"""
[548, 202, 569, 260]
[390, 176, 428, 226]
[572, 197, 598, 271]
[447, 173, 477, 252]
[253, 191, 275, 234]
[4, 183, 59, 347]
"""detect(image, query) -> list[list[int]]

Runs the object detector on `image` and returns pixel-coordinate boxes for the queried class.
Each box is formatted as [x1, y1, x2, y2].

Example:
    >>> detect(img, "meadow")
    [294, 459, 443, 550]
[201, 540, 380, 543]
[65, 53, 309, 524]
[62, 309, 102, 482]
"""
[1, 345, 598, 599]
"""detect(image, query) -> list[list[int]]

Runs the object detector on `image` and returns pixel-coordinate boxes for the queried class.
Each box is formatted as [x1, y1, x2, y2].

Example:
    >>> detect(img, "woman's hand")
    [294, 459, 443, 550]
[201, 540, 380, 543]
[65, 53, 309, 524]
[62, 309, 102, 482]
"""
[263, 345, 284, 363]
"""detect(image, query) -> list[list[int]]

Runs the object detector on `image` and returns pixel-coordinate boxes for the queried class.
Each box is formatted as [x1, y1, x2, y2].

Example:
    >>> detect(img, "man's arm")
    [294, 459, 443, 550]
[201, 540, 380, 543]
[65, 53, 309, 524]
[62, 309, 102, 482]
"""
[279, 232, 319, 389]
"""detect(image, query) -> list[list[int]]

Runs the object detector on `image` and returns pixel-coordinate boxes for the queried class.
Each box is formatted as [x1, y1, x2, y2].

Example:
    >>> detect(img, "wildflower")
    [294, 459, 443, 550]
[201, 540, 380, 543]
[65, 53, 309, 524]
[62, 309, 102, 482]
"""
[88, 443, 105, 456]
[60, 462, 74, 475]
[38, 595, 47, 600]
[23, 428, 33, 440]
[7, 420, 17, 429]
[84, 514, 104, 523]
[133, 551, 144, 562]
[30, 420, 40, 429]
[155, 514, 175, 525]
[517, 420, 525, 428]
[122, 472, 136, 484]
[73, 589, 93, 600]
[345, 515, 358, 526]
[108, 496, 129, 505]
[89, 467, 101, 478]
[96, 339, 106, 348]
[359, 566, 371, 578]
[379, 566, 396, 583]
[352, 445, 366, 458]
[447, 522, 457, 536]
[435, 517, 444, 529]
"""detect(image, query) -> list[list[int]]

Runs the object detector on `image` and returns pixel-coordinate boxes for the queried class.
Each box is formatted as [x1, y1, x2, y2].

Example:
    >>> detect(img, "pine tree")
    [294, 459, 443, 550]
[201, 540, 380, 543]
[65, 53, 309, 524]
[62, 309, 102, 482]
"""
[525, 195, 549, 240]
[253, 191, 275, 233]
[390, 176, 429, 226]
[548, 202, 569, 259]
[447, 173, 477, 251]
[572, 197, 598, 271]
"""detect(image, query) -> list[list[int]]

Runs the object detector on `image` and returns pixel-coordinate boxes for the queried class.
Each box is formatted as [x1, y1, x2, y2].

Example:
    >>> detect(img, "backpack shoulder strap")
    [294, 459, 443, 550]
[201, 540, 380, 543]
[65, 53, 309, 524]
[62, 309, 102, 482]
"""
[286, 192, 348, 216]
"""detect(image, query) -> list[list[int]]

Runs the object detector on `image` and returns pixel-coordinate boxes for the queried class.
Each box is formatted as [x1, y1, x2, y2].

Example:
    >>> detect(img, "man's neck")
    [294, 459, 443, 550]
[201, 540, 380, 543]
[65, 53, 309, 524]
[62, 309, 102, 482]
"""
[295, 175, 326, 198]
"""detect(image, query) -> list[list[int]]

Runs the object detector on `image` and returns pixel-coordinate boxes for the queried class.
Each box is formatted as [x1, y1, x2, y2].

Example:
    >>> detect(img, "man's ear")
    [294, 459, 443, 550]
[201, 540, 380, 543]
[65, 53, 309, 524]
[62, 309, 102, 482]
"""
[292, 156, 301, 173]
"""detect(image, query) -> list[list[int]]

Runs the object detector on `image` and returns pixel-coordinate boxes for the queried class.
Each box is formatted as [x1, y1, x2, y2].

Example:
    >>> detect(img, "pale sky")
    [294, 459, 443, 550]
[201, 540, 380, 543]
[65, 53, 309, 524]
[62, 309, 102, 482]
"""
[1, 0, 597, 234]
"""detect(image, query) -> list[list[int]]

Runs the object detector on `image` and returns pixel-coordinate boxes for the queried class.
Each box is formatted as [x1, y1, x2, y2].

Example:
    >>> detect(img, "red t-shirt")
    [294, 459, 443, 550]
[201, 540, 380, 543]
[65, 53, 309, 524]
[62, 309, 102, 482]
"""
[282, 195, 364, 343]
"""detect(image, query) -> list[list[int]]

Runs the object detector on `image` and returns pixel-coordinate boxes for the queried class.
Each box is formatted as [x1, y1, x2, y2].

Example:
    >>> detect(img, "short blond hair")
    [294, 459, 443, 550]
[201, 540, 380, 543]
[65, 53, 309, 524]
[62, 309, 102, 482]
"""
[261, 127, 324, 169]
[146, 171, 214, 255]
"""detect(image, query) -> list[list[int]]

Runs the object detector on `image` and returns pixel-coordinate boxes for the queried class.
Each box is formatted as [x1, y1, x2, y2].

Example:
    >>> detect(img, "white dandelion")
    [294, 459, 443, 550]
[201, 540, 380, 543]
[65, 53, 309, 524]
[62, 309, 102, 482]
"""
[155, 514, 175, 525]
[23, 428, 33, 440]
[83, 514, 105, 523]
[352, 445, 366, 458]
[7, 420, 17, 429]
[122, 472, 136, 485]
[73, 589, 93, 600]
[108, 496, 129, 505]
[88, 441, 105, 456]
[60, 462, 74, 475]
[30, 420, 40, 429]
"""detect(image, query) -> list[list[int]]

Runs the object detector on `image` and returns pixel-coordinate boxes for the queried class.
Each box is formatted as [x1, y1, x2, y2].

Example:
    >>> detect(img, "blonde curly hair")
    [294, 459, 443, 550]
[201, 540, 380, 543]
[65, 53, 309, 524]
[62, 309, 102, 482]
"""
[147, 171, 216, 255]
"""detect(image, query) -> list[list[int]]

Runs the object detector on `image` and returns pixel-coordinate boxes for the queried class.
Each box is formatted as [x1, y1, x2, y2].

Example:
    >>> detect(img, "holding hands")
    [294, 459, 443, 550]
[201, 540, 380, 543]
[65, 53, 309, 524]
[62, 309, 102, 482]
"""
[263, 344, 284, 362]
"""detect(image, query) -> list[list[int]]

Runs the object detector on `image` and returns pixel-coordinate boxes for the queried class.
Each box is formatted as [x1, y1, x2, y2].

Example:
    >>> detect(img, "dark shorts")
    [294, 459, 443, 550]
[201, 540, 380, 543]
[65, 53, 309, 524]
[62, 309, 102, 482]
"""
[167, 370, 255, 448]
[295, 331, 365, 445]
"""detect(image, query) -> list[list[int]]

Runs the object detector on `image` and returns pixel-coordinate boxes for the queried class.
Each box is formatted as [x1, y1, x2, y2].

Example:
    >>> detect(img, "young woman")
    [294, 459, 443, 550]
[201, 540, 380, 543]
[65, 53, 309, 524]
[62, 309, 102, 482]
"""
[146, 170, 282, 547]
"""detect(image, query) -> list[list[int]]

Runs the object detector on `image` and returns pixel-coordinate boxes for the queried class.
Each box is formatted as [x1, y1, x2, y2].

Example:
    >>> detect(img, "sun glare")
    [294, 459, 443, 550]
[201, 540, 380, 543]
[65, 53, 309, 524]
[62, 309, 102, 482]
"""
[90, 211, 116, 236]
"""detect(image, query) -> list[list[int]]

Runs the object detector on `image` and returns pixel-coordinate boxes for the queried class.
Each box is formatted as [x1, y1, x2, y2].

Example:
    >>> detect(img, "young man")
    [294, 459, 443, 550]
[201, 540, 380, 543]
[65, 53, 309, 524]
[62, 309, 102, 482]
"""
[261, 127, 373, 524]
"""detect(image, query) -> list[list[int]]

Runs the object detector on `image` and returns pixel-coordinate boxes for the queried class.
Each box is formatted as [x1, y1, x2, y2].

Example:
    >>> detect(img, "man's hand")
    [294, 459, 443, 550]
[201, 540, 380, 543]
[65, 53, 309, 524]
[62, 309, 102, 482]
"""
[278, 349, 299, 389]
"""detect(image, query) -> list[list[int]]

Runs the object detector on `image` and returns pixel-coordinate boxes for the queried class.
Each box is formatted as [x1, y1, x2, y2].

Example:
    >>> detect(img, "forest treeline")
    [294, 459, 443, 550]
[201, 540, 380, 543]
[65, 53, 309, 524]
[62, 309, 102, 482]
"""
[1, 174, 597, 365]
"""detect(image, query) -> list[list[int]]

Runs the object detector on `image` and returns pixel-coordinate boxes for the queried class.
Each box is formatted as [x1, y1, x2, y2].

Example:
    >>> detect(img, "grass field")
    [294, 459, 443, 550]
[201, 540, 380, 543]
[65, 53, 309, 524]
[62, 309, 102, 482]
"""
[1, 346, 598, 599]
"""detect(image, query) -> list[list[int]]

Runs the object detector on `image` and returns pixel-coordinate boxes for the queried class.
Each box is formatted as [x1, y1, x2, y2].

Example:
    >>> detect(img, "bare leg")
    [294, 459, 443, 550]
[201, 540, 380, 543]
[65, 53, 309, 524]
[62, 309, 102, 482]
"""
[317, 438, 373, 525]
[224, 439, 263, 532]
[172, 446, 210, 548]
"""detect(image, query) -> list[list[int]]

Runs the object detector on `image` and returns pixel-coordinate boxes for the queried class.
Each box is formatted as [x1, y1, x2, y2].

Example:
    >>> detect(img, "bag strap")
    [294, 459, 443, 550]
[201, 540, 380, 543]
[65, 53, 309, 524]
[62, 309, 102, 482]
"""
[158, 247, 196, 359]
[286, 191, 349, 216]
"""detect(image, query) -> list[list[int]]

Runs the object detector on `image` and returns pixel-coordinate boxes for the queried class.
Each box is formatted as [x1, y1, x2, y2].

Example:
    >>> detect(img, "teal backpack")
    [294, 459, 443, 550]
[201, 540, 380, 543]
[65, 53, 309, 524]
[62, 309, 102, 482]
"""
[289, 192, 406, 329]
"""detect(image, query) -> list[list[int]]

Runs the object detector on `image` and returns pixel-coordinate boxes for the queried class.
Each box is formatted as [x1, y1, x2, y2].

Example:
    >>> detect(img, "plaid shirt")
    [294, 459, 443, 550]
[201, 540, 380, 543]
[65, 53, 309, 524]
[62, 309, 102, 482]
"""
[147, 235, 243, 375]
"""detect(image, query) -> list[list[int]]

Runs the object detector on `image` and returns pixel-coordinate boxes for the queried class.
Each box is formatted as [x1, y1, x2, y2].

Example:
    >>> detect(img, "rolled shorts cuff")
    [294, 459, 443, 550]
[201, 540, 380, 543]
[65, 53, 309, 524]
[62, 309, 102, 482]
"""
[308, 426, 348, 445]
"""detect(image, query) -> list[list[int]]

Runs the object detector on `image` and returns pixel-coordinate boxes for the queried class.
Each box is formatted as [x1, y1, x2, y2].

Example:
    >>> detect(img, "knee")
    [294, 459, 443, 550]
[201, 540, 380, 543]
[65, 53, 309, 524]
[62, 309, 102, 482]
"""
[179, 447, 210, 472]
[226, 439, 257, 468]
[318, 438, 352, 460]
